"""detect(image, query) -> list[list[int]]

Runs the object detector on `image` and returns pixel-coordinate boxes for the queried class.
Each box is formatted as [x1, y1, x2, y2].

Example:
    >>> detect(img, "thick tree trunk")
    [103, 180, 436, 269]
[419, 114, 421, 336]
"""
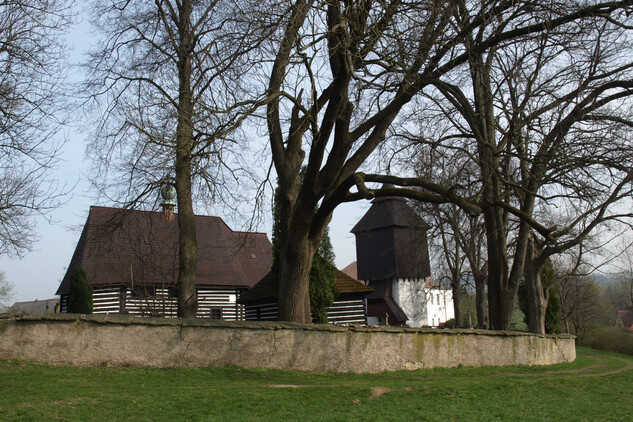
[525, 269, 547, 335]
[175, 162, 197, 318]
[525, 238, 547, 334]
[483, 206, 533, 330]
[277, 238, 314, 323]
[469, 48, 518, 331]
[275, 185, 324, 323]
[491, 288, 516, 331]
[486, 258, 520, 331]
[175, 0, 198, 318]
[451, 279, 463, 327]
[474, 272, 488, 329]
[484, 208, 515, 330]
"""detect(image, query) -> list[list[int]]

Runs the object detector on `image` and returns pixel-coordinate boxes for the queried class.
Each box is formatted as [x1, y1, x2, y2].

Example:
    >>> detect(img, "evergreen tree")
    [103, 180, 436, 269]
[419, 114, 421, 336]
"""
[68, 267, 93, 314]
[542, 260, 561, 334]
[309, 228, 338, 324]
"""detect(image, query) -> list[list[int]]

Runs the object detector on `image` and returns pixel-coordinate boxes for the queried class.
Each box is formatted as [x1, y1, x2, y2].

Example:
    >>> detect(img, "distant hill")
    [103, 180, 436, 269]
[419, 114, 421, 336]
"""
[592, 272, 629, 286]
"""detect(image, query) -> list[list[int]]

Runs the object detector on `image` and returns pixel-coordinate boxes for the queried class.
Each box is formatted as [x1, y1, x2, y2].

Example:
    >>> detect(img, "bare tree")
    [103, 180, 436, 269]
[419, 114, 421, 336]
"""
[609, 251, 633, 310]
[264, 0, 474, 323]
[84, 0, 266, 317]
[258, 1, 633, 323]
[559, 275, 608, 340]
[0, 0, 73, 257]
[412, 148, 488, 328]
[390, 2, 633, 332]
[491, 15, 633, 333]
[0, 270, 15, 311]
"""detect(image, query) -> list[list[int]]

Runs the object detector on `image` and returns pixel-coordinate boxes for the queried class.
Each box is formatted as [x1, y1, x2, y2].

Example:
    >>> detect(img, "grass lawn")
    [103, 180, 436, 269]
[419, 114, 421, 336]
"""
[1, 346, 631, 421]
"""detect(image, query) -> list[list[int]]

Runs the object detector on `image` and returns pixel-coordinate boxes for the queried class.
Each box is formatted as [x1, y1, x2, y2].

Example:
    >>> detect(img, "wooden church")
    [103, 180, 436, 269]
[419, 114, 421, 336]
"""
[56, 205, 272, 319]
[57, 187, 452, 326]
[350, 194, 454, 327]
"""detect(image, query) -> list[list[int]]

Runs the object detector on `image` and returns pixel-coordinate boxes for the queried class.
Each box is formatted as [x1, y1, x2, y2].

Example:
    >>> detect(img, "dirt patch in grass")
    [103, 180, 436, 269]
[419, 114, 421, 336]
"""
[578, 357, 633, 377]
[8, 397, 91, 410]
[493, 356, 633, 378]
[267, 384, 313, 388]
[369, 386, 392, 400]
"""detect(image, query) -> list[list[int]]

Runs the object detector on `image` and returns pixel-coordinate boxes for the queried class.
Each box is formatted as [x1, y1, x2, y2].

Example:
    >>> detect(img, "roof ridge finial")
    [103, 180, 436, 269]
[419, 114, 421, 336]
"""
[160, 184, 177, 221]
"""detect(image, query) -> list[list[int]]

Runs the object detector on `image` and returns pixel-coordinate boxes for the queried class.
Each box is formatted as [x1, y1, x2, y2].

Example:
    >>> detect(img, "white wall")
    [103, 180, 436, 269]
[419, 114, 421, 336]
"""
[392, 278, 427, 327]
[426, 288, 454, 327]
[392, 278, 455, 327]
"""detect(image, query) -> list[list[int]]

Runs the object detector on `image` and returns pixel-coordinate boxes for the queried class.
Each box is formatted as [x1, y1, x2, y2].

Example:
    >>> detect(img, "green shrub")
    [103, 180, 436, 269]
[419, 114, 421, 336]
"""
[511, 309, 528, 331]
[579, 325, 633, 356]
[68, 267, 93, 314]
[443, 318, 457, 328]
[309, 229, 338, 324]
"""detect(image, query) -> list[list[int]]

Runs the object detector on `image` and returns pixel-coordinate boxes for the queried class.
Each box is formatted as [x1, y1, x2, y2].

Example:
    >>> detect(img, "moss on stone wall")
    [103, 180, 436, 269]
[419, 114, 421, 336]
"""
[0, 314, 576, 373]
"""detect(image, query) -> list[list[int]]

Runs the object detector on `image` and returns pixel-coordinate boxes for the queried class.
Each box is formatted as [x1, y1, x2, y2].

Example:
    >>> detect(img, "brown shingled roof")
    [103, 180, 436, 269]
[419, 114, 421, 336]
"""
[56, 206, 272, 295]
[237, 268, 374, 305]
[341, 261, 358, 280]
[235, 271, 275, 304]
[384, 297, 409, 323]
[336, 270, 374, 295]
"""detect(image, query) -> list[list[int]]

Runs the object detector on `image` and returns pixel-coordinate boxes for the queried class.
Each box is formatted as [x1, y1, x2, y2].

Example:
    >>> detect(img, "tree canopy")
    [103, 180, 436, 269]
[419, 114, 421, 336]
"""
[76, 0, 633, 329]
[84, 0, 266, 316]
[0, 0, 73, 257]
[260, 0, 633, 326]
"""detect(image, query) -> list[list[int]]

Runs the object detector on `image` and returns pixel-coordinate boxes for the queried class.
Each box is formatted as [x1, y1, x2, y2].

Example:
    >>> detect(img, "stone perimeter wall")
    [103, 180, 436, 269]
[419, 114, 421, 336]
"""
[0, 314, 575, 373]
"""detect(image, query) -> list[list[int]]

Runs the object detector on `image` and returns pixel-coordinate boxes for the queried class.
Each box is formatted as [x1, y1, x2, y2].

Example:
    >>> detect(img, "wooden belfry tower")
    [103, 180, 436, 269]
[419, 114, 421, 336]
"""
[351, 193, 440, 327]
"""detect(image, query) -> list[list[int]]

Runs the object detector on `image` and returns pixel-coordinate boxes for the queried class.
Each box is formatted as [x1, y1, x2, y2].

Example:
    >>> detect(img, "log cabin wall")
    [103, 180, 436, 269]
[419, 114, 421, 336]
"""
[243, 297, 367, 325]
[61, 287, 246, 320]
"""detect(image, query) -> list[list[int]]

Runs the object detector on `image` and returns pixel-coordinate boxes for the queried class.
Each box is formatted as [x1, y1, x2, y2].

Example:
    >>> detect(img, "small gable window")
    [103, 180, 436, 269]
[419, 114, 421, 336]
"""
[210, 308, 223, 320]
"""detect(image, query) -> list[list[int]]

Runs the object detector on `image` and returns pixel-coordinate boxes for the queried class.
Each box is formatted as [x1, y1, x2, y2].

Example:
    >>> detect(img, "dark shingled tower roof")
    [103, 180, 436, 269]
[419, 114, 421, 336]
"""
[56, 206, 272, 295]
[351, 195, 430, 234]
[351, 192, 431, 282]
